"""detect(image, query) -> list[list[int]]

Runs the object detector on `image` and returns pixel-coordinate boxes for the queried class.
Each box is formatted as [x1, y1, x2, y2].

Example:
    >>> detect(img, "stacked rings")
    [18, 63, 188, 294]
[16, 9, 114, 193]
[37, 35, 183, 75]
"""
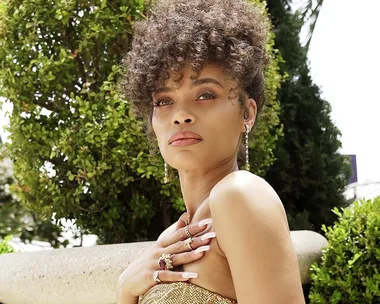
[158, 253, 174, 270]
[154, 225, 194, 284]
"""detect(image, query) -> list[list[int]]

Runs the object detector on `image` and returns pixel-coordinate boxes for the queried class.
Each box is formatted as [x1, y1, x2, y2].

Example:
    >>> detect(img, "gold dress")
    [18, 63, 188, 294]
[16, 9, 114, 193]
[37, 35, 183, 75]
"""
[139, 282, 237, 304]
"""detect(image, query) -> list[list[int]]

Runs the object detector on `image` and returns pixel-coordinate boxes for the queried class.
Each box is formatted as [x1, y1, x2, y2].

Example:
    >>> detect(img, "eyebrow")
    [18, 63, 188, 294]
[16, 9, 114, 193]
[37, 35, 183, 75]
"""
[152, 77, 224, 97]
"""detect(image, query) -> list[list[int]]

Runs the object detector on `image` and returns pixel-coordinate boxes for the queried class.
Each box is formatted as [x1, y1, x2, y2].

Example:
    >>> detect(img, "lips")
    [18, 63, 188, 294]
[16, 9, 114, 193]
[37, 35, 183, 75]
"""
[168, 131, 203, 145]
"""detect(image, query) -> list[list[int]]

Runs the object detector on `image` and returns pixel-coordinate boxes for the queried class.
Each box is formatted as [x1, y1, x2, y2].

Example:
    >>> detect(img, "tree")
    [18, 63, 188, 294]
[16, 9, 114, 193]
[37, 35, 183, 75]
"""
[0, 0, 282, 244]
[264, 0, 352, 234]
[0, 137, 68, 248]
[285, 0, 324, 51]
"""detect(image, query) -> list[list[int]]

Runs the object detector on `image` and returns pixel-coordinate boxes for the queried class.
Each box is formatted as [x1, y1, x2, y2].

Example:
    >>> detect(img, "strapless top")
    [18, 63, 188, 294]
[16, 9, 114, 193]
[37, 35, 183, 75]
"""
[138, 282, 237, 304]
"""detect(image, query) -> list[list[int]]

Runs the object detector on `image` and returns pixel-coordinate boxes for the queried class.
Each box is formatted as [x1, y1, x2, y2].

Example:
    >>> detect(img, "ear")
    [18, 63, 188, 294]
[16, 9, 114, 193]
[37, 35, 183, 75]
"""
[242, 98, 257, 133]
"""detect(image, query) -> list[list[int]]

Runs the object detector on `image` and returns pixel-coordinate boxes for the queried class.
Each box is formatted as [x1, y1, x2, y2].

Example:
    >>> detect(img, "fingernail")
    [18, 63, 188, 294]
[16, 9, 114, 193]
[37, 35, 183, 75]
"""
[198, 218, 212, 227]
[182, 272, 198, 279]
[194, 245, 210, 254]
[200, 232, 216, 241]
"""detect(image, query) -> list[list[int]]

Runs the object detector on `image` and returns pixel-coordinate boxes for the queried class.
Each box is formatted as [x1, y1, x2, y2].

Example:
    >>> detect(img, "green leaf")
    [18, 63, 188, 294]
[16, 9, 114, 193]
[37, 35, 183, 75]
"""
[348, 252, 362, 266]
[0, 0, 282, 247]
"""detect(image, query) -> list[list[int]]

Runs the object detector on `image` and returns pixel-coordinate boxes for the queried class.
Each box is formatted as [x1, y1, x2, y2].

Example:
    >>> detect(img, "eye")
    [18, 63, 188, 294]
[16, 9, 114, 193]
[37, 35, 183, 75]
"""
[197, 91, 217, 100]
[153, 91, 217, 107]
[153, 98, 172, 107]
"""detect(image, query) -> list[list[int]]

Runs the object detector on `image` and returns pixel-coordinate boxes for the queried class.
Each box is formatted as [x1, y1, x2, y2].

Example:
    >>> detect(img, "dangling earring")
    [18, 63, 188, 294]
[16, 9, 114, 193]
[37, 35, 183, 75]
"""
[164, 161, 169, 184]
[244, 124, 250, 171]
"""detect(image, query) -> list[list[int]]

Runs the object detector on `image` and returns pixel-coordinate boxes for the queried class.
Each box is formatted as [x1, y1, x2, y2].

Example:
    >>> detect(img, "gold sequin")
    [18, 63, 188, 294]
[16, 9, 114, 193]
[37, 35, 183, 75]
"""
[139, 282, 237, 304]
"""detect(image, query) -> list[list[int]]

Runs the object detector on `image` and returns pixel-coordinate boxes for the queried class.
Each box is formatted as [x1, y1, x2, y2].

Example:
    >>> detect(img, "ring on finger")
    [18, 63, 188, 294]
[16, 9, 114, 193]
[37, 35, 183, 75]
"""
[158, 253, 174, 270]
[184, 237, 194, 250]
[153, 270, 162, 283]
[184, 225, 192, 238]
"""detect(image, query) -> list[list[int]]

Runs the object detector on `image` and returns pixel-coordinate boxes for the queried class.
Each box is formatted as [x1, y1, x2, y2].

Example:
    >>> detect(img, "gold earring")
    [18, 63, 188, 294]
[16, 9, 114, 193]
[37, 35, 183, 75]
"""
[244, 124, 250, 171]
[164, 161, 169, 184]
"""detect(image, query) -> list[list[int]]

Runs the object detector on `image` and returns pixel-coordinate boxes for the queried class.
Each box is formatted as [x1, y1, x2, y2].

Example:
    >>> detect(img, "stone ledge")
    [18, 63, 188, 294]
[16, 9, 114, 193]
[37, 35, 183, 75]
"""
[0, 230, 327, 304]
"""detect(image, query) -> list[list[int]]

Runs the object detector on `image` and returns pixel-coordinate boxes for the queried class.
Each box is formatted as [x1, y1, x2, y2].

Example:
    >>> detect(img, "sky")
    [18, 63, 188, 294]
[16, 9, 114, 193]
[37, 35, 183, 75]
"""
[292, 0, 380, 182]
[1, 0, 380, 183]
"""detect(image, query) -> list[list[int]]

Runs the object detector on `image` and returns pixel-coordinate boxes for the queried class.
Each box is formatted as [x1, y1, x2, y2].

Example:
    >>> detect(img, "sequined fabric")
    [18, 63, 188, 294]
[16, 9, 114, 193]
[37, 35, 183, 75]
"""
[139, 282, 237, 304]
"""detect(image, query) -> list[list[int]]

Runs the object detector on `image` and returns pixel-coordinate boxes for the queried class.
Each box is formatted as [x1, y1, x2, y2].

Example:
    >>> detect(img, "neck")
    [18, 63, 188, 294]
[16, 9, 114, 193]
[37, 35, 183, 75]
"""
[178, 158, 240, 222]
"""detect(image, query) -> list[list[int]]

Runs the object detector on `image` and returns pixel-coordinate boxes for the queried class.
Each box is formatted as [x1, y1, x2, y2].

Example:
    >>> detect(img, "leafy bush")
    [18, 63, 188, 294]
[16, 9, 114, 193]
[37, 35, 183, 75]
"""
[0, 235, 15, 255]
[1, 144, 68, 248]
[309, 197, 380, 304]
[0, 0, 282, 243]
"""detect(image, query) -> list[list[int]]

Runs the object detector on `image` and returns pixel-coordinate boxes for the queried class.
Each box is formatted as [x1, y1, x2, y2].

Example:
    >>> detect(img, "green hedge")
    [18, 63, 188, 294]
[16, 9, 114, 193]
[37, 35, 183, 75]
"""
[309, 197, 380, 303]
[0, 235, 15, 255]
[0, 0, 282, 243]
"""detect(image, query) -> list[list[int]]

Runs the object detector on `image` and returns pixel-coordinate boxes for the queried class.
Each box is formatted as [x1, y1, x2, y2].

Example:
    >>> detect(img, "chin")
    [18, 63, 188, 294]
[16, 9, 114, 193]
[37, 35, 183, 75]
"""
[168, 154, 209, 171]
[170, 161, 202, 171]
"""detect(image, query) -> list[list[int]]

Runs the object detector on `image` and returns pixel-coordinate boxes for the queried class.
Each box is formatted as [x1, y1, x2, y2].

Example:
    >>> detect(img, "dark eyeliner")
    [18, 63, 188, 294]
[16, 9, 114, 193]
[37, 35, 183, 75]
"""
[196, 91, 217, 100]
[154, 90, 217, 107]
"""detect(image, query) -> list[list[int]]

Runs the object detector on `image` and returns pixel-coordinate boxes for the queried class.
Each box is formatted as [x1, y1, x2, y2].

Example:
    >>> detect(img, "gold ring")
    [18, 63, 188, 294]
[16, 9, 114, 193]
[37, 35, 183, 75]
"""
[158, 253, 174, 270]
[184, 225, 192, 238]
[153, 270, 162, 283]
[184, 237, 194, 250]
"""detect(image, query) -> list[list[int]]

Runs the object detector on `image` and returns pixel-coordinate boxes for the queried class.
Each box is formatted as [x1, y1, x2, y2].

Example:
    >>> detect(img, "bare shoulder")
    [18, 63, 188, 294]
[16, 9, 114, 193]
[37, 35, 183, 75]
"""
[209, 170, 289, 233]
[208, 171, 303, 303]
[210, 170, 280, 206]
[214, 170, 271, 188]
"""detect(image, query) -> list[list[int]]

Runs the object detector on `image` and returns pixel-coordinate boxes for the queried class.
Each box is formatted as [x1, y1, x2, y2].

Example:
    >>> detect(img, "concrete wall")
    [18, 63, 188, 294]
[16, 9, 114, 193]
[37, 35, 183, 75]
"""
[0, 230, 327, 304]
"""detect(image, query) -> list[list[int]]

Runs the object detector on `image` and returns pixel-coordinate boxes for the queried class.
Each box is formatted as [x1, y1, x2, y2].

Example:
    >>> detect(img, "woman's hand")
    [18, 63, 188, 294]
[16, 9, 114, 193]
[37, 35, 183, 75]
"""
[116, 214, 214, 301]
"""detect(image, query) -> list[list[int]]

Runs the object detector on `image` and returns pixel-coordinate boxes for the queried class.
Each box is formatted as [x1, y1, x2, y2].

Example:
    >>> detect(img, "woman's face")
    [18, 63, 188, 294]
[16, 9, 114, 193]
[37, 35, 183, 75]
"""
[151, 62, 255, 171]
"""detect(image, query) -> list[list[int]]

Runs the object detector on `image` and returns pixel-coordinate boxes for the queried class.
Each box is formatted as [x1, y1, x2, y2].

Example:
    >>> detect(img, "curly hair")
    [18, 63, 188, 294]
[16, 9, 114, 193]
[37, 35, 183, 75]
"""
[119, 0, 269, 140]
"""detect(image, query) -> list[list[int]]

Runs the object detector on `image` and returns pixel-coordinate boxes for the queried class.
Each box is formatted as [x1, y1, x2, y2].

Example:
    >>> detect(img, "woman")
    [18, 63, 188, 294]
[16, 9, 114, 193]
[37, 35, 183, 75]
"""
[116, 0, 305, 303]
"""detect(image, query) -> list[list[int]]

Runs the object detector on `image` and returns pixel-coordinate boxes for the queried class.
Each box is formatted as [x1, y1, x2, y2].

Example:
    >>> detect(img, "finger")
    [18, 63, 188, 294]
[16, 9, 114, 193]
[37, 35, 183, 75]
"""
[164, 218, 212, 246]
[187, 232, 216, 250]
[153, 270, 198, 283]
[166, 232, 215, 254]
[149, 237, 213, 271]
[175, 212, 189, 230]
[171, 249, 209, 267]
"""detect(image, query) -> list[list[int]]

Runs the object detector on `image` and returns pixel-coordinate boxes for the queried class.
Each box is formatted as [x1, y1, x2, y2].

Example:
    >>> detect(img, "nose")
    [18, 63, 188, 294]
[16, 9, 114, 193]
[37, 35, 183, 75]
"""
[172, 110, 195, 125]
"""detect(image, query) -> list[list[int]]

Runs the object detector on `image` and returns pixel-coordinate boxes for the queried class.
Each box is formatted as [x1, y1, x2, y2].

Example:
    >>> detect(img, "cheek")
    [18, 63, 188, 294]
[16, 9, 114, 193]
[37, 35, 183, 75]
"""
[217, 103, 243, 133]
[151, 118, 161, 143]
[222, 124, 241, 147]
[207, 112, 242, 149]
[152, 117, 168, 154]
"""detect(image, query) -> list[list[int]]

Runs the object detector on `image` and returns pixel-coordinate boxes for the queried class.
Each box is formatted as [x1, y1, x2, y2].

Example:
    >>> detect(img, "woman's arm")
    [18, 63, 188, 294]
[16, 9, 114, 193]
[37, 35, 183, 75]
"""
[209, 171, 305, 304]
